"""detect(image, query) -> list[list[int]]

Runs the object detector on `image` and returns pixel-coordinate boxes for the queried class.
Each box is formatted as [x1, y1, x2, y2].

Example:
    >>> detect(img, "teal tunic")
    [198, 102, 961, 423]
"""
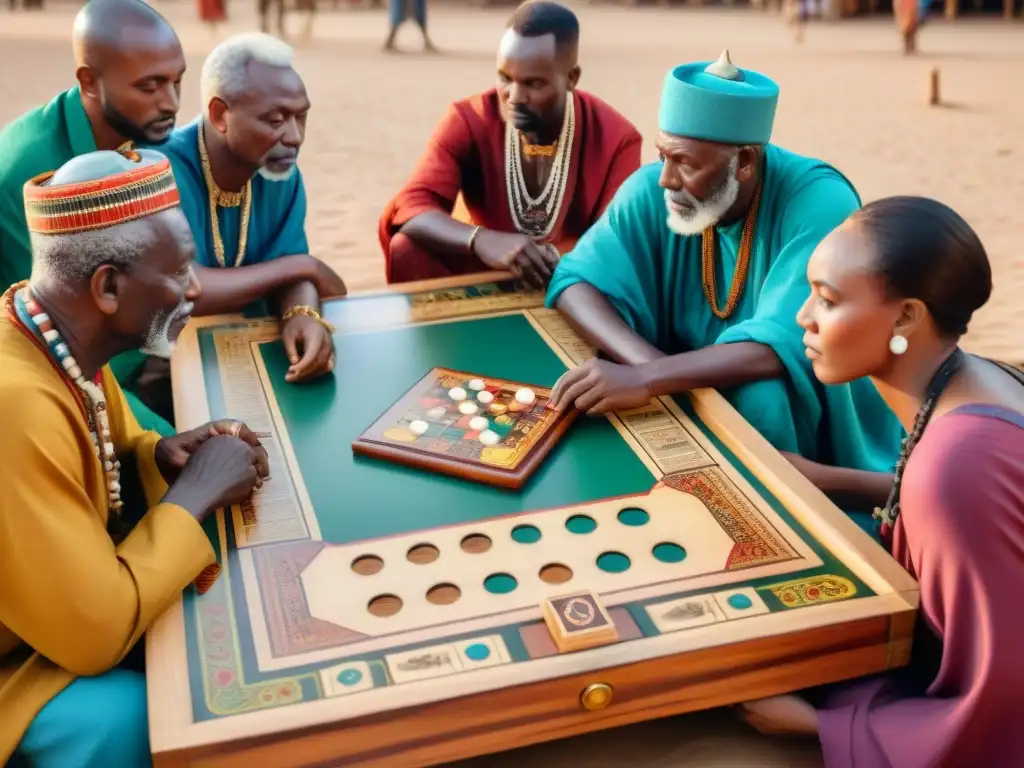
[0, 87, 172, 436]
[152, 118, 310, 270]
[547, 145, 904, 526]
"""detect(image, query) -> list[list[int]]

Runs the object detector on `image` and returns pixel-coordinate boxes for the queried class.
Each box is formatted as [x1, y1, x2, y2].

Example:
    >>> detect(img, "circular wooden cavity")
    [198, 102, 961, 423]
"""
[617, 507, 650, 527]
[596, 551, 631, 574]
[652, 542, 687, 563]
[511, 524, 542, 544]
[483, 572, 518, 594]
[426, 583, 461, 605]
[367, 594, 403, 617]
[460, 533, 492, 554]
[406, 543, 440, 564]
[565, 514, 597, 534]
[351, 554, 384, 576]
[539, 563, 573, 584]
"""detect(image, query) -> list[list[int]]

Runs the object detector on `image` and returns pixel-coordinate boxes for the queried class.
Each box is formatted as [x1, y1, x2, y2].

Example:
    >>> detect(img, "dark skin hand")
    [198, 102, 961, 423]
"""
[550, 344, 783, 415]
[155, 419, 270, 484]
[275, 279, 336, 383]
[399, 212, 558, 290]
[161, 434, 271, 522]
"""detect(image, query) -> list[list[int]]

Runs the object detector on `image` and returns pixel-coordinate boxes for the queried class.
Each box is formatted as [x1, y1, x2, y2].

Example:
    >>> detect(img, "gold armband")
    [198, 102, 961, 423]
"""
[281, 304, 336, 334]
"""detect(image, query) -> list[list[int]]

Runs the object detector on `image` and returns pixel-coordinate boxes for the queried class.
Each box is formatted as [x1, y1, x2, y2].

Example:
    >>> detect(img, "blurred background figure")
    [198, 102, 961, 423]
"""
[383, 0, 437, 53]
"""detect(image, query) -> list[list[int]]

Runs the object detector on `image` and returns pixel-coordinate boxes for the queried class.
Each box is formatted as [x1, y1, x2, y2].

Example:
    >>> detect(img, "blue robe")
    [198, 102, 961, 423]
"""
[547, 145, 904, 527]
[154, 118, 310, 270]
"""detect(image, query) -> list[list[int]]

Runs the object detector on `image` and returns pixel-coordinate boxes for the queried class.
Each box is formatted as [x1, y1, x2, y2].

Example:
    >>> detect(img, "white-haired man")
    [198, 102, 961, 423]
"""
[546, 52, 905, 527]
[0, 148, 268, 767]
[154, 32, 345, 389]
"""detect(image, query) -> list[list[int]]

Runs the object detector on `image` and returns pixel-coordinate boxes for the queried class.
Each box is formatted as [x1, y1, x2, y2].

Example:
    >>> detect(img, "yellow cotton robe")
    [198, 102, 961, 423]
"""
[0, 312, 216, 763]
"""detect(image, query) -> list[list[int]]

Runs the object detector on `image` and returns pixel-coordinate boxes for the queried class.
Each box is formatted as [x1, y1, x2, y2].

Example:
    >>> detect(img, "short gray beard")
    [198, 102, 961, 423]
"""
[664, 154, 741, 237]
[140, 299, 194, 358]
[257, 164, 296, 182]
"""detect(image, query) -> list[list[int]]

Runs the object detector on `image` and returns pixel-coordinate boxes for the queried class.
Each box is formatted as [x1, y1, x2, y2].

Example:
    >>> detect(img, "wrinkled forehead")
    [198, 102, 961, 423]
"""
[498, 29, 558, 65]
[233, 60, 309, 111]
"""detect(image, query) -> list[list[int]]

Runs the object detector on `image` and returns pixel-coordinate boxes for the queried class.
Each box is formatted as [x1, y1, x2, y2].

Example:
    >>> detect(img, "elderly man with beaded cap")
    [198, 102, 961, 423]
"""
[547, 51, 905, 531]
[0, 149, 269, 768]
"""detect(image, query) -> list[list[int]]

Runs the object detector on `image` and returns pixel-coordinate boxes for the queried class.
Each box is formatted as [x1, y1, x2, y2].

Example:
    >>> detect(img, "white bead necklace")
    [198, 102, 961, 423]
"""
[504, 95, 575, 240]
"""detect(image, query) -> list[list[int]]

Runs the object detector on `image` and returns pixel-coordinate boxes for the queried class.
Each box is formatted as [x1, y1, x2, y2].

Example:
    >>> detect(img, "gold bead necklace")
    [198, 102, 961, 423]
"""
[197, 121, 252, 268]
[701, 181, 762, 320]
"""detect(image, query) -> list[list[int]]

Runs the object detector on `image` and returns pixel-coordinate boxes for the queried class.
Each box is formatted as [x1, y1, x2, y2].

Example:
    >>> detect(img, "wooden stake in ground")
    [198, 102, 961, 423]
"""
[929, 67, 941, 106]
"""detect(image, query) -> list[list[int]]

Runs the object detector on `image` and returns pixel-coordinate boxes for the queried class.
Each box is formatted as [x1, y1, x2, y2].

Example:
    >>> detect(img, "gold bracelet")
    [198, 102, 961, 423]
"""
[467, 225, 483, 255]
[281, 304, 336, 334]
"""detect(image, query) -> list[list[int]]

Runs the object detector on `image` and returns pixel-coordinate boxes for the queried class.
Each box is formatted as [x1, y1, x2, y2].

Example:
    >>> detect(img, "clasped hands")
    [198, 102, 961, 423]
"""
[156, 419, 269, 487]
[550, 358, 655, 414]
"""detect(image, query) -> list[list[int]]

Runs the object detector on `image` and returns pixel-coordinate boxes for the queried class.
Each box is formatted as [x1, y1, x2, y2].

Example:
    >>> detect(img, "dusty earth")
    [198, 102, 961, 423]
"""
[1, 2, 1021, 360]
[0, 2, 1022, 763]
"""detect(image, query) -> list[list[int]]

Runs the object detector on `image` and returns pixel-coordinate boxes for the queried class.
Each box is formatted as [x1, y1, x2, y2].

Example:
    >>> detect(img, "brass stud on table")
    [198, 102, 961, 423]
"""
[580, 682, 614, 711]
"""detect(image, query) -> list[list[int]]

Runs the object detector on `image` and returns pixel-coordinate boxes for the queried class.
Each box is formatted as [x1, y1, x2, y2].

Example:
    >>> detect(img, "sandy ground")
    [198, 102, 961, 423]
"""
[0, 3, 1022, 762]
[1, 2, 1022, 361]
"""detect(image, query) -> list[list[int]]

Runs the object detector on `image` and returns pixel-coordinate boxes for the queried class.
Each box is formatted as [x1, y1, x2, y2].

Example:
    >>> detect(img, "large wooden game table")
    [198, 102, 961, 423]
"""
[149, 273, 919, 767]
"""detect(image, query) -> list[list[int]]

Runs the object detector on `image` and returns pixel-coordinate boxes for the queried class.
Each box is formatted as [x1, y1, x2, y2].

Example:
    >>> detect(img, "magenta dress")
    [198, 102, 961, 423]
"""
[815, 404, 1024, 767]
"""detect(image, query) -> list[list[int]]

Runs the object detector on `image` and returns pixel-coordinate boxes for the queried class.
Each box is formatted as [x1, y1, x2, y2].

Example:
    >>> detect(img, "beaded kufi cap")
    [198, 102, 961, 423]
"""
[23, 146, 180, 235]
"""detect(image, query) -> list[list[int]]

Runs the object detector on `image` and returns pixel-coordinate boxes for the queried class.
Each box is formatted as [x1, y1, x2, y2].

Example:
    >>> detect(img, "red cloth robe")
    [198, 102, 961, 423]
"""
[378, 88, 642, 283]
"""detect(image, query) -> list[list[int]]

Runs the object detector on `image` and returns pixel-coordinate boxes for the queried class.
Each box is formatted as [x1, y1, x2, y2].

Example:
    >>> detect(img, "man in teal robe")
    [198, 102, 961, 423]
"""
[134, 32, 346, 428]
[0, 0, 186, 436]
[546, 51, 903, 528]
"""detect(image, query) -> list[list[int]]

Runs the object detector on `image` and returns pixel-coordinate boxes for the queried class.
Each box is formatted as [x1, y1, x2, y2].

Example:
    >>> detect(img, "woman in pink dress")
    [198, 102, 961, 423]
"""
[739, 195, 1024, 766]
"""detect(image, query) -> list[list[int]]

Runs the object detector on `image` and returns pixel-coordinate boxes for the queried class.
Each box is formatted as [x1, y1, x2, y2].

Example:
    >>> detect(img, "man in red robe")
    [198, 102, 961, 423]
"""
[378, 0, 642, 288]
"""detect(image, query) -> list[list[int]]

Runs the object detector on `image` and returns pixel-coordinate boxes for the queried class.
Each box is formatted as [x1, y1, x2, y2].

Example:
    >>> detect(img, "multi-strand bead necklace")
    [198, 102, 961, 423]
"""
[12, 284, 123, 514]
[504, 95, 576, 241]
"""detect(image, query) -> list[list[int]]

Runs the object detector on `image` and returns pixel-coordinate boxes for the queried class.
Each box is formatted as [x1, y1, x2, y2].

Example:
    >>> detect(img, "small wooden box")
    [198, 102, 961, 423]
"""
[541, 590, 619, 653]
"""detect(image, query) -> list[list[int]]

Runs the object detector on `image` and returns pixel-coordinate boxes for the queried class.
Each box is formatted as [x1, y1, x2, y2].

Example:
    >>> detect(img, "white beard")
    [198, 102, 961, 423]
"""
[140, 300, 194, 359]
[664, 154, 741, 237]
[257, 164, 296, 182]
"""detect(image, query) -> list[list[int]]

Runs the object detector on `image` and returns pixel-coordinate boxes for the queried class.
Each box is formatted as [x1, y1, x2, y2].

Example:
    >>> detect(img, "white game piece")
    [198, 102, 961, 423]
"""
[427, 406, 447, 420]
[448, 387, 467, 401]
[479, 429, 500, 446]
[476, 391, 494, 404]
[458, 401, 478, 415]
[514, 388, 536, 405]
[467, 379, 486, 391]
[469, 416, 489, 431]
[409, 420, 429, 436]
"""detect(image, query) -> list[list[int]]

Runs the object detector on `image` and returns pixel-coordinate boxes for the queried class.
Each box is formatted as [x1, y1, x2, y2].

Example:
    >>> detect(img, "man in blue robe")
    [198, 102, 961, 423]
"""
[130, 32, 347, 429]
[546, 50, 903, 525]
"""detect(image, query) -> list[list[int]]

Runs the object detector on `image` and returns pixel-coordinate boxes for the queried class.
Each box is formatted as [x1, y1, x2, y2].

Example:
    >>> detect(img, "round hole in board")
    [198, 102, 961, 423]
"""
[538, 563, 573, 584]
[511, 524, 542, 544]
[406, 543, 440, 564]
[351, 555, 384, 576]
[460, 533, 492, 554]
[367, 594, 403, 617]
[652, 542, 687, 564]
[565, 514, 597, 534]
[596, 551, 631, 574]
[483, 573, 518, 594]
[426, 583, 461, 605]
[617, 507, 650, 527]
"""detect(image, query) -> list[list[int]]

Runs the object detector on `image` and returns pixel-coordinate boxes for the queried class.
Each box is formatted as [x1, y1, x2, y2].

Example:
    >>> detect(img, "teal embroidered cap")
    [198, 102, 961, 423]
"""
[658, 50, 779, 145]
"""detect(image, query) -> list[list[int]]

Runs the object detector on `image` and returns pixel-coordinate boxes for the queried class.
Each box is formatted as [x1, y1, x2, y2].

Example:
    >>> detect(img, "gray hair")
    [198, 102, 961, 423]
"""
[30, 209, 193, 289]
[200, 33, 295, 106]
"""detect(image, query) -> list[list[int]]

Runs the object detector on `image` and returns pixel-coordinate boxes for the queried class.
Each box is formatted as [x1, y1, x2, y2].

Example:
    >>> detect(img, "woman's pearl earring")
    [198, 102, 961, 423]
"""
[889, 334, 909, 355]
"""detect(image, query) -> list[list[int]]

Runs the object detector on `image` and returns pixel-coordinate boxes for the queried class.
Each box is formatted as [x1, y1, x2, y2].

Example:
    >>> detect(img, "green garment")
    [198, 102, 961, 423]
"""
[0, 88, 95, 289]
[546, 145, 905, 531]
[0, 87, 174, 436]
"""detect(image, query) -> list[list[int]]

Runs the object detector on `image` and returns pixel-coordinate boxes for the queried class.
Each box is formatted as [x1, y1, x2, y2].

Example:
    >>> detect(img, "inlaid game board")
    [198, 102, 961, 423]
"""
[352, 367, 578, 488]
[154, 275, 920, 768]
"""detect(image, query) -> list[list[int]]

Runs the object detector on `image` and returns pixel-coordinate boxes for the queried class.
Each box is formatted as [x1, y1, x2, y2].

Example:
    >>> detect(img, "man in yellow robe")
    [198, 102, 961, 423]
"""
[0, 148, 269, 767]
